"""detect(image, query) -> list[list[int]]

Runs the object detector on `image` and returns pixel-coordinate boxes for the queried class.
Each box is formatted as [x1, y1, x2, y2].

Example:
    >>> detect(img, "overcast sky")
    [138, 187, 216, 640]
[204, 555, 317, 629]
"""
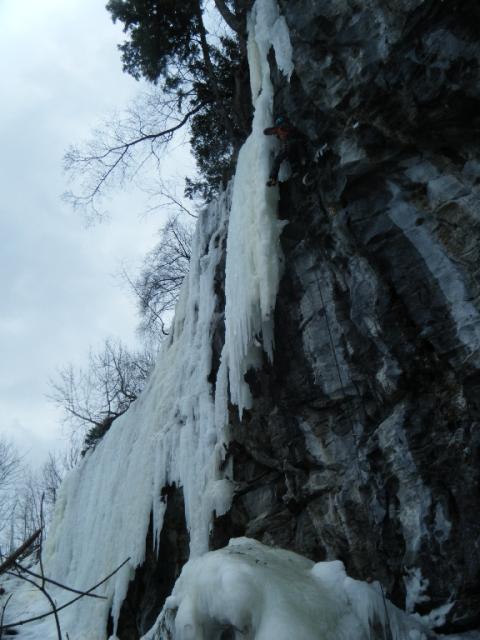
[0, 0, 193, 466]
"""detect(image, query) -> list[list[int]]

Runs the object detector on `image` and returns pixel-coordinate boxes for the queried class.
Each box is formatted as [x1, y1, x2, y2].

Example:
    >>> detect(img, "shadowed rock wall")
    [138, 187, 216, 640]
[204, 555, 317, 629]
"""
[213, 0, 480, 633]
[115, 486, 189, 639]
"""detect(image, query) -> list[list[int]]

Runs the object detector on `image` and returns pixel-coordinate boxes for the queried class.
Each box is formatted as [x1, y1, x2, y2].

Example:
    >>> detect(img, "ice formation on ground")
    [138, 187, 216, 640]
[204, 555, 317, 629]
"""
[144, 538, 431, 640]
[0, 1, 290, 638]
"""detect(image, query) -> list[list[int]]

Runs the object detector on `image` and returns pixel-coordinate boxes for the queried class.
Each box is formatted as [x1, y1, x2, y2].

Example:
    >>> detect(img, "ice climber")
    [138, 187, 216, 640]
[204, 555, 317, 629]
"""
[264, 115, 306, 187]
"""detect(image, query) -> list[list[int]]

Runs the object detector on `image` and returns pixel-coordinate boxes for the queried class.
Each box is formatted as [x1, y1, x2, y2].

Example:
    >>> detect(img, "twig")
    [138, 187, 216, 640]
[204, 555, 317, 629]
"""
[9, 571, 62, 640]
[121, 269, 169, 336]
[65, 103, 207, 210]
[0, 557, 130, 631]
[39, 493, 46, 589]
[0, 594, 13, 640]
[13, 564, 107, 600]
[158, 190, 197, 219]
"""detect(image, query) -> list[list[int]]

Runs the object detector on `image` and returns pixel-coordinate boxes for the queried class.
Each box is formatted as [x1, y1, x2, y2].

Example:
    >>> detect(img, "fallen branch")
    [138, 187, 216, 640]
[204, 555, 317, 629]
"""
[0, 530, 41, 576]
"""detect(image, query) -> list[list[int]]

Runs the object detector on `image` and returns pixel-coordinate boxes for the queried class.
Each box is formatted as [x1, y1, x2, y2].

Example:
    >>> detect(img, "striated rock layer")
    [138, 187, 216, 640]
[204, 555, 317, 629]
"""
[52, 2, 480, 637]
[211, 0, 480, 634]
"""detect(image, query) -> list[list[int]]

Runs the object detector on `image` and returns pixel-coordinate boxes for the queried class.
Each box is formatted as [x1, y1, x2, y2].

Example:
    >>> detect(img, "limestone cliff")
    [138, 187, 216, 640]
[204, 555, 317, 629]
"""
[210, 0, 480, 634]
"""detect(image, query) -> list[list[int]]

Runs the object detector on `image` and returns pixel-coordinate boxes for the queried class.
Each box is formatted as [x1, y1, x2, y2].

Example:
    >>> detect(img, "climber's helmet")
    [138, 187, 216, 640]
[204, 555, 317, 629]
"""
[275, 116, 286, 126]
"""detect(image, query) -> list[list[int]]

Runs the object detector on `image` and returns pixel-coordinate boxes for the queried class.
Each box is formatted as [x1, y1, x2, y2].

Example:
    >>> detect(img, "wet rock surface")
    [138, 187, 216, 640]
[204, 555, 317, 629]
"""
[213, 0, 480, 633]
[115, 486, 189, 639]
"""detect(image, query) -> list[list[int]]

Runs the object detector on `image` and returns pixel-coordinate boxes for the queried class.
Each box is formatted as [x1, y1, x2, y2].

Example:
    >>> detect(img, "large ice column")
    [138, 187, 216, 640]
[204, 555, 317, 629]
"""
[39, 191, 233, 639]
[145, 538, 430, 640]
[222, 0, 293, 414]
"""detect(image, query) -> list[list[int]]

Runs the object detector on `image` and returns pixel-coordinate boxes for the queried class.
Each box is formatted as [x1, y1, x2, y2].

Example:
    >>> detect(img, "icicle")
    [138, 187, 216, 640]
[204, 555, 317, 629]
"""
[222, 0, 292, 415]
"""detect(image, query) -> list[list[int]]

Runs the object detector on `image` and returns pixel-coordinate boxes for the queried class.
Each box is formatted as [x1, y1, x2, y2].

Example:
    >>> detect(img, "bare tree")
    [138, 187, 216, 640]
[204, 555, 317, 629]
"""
[14, 472, 43, 546]
[63, 1, 254, 220]
[41, 452, 73, 509]
[49, 339, 155, 453]
[8, 447, 81, 555]
[123, 214, 194, 340]
[0, 441, 19, 494]
[0, 441, 20, 544]
[63, 94, 205, 223]
[0, 442, 51, 556]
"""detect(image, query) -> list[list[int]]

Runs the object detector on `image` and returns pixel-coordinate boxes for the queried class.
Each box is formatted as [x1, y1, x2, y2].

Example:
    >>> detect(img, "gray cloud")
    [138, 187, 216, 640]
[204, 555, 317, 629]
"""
[0, 0, 193, 466]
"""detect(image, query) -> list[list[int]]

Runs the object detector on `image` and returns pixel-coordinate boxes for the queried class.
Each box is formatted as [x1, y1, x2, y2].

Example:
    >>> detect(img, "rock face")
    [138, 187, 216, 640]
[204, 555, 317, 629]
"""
[116, 486, 189, 639]
[212, 0, 480, 634]
[119, 1, 480, 636]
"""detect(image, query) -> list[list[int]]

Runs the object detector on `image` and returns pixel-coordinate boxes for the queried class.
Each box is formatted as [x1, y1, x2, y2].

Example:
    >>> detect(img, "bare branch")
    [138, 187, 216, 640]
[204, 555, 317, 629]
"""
[0, 594, 13, 640]
[49, 340, 155, 452]
[154, 189, 198, 219]
[9, 570, 63, 640]
[0, 558, 131, 632]
[0, 441, 20, 488]
[14, 563, 106, 600]
[0, 529, 41, 576]
[64, 101, 206, 219]
[0, 440, 20, 539]
[122, 215, 193, 341]
[38, 493, 46, 588]
[122, 269, 169, 337]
